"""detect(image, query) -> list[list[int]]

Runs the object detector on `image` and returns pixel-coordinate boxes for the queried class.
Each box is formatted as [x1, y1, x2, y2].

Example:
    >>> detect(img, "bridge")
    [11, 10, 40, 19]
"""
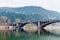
[13, 20, 60, 35]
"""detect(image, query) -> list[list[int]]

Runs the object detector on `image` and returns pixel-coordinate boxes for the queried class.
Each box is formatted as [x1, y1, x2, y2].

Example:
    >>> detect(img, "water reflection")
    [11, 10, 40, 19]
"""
[44, 22, 60, 35]
[0, 28, 38, 40]
[0, 22, 60, 40]
[22, 23, 37, 33]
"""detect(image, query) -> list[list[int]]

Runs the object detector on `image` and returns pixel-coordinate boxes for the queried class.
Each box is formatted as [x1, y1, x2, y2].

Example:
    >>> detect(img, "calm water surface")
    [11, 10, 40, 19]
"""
[1, 22, 60, 40]
[0, 29, 60, 40]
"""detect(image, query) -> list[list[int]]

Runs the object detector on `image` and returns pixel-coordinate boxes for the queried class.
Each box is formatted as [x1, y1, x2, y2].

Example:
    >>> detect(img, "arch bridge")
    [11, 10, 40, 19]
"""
[16, 20, 60, 35]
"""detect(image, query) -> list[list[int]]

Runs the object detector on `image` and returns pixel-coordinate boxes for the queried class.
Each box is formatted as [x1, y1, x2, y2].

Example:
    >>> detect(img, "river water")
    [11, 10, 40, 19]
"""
[0, 22, 60, 40]
[0, 28, 60, 40]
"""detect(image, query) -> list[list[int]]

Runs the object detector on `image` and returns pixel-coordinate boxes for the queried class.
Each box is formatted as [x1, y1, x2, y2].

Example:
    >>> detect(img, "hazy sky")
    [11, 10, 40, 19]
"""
[0, 0, 60, 12]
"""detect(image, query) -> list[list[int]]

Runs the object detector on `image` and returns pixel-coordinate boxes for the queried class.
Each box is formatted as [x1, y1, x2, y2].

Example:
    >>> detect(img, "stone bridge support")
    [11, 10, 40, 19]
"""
[37, 22, 41, 35]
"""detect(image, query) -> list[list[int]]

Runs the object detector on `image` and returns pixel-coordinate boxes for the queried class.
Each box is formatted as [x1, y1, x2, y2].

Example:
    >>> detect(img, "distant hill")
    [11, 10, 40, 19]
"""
[0, 6, 60, 22]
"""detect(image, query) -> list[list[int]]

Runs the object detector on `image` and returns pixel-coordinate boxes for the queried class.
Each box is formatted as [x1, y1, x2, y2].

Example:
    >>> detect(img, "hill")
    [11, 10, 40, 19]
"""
[0, 6, 60, 22]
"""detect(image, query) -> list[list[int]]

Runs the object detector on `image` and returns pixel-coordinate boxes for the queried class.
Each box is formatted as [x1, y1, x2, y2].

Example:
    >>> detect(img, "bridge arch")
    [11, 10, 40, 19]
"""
[20, 22, 38, 27]
[41, 20, 60, 29]
[19, 22, 38, 33]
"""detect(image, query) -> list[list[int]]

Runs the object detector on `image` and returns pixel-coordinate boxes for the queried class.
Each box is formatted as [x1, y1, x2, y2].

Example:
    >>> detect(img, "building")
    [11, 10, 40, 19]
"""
[0, 16, 11, 23]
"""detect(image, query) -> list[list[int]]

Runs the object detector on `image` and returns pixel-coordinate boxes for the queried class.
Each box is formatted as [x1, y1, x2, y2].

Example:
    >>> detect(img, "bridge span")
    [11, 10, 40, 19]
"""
[13, 20, 60, 35]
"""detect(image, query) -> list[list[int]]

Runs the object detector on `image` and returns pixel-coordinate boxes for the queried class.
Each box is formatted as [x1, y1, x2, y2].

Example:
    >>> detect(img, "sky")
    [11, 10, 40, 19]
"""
[0, 0, 60, 12]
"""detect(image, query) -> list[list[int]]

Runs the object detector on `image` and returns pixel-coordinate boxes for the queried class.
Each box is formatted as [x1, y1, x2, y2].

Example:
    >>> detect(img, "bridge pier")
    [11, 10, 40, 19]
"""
[37, 22, 41, 35]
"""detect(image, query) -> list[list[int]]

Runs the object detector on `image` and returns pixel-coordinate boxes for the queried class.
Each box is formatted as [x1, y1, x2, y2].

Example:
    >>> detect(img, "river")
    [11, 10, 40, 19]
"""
[0, 22, 60, 40]
[0, 28, 60, 40]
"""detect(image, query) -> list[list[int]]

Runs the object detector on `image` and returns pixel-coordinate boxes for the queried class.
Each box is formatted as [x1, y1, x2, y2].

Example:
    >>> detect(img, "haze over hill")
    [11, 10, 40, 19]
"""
[0, 6, 60, 22]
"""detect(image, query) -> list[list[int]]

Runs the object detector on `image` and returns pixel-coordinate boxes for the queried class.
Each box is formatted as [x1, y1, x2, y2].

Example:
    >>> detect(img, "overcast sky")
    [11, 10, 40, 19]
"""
[0, 0, 60, 12]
